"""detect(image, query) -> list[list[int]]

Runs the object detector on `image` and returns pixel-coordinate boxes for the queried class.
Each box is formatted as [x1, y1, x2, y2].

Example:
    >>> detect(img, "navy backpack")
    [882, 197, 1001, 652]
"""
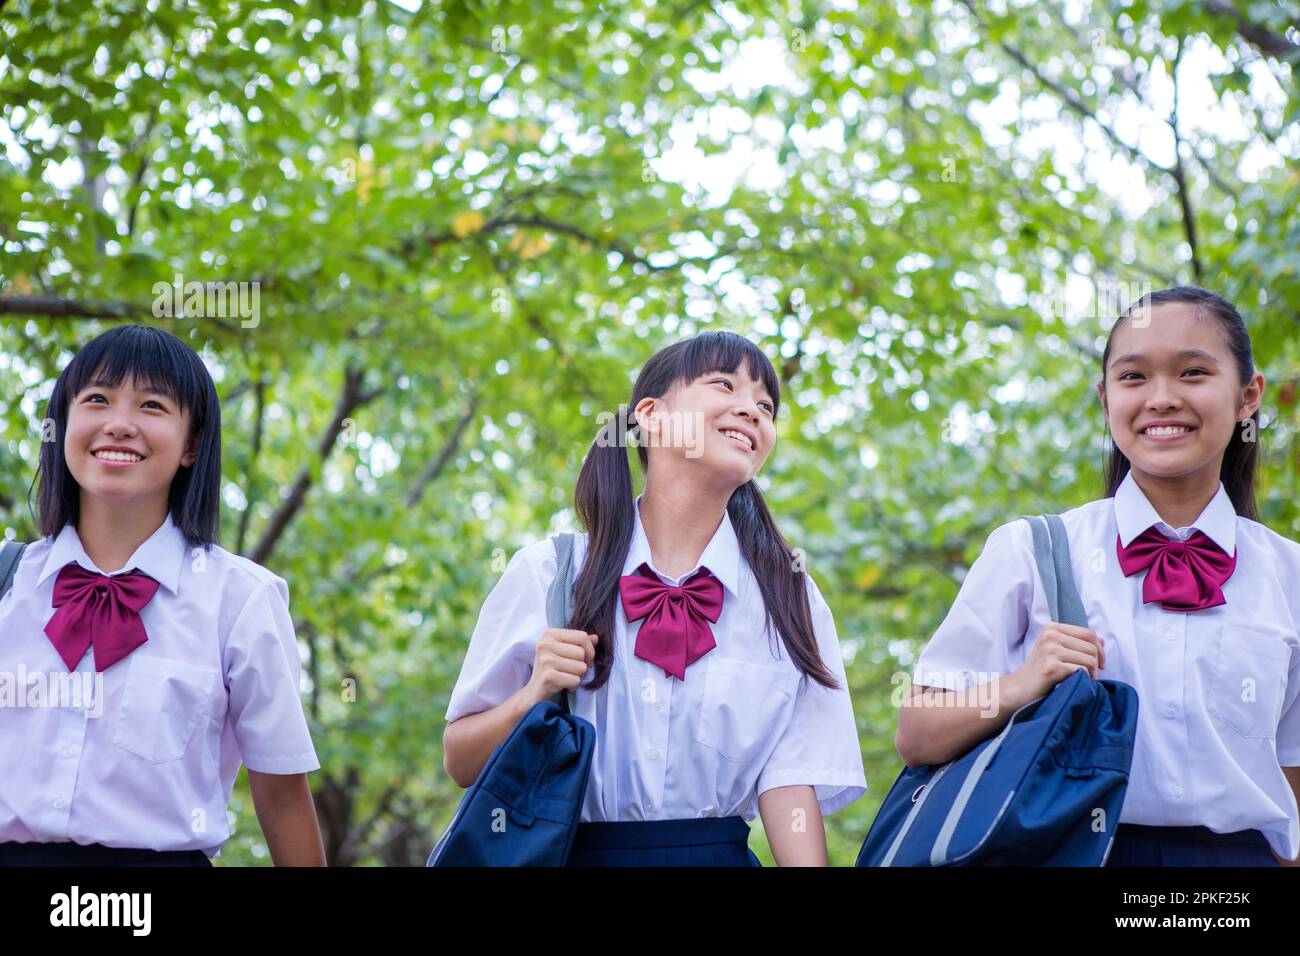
[428, 533, 595, 866]
[856, 514, 1139, 867]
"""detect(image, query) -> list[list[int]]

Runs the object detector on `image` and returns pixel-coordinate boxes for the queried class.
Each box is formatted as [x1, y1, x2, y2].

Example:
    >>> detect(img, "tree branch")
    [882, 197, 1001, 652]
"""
[1168, 40, 1204, 282]
[247, 366, 383, 567]
[235, 378, 266, 555]
[1204, 0, 1300, 58]
[405, 391, 479, 509]
[0, 295, 145, 319]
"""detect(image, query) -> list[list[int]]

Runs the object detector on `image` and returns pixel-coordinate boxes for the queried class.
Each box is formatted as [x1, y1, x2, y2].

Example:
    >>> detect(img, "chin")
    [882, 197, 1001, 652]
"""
[1125, 455, 1217, 481]
[699, 456, 752, 487]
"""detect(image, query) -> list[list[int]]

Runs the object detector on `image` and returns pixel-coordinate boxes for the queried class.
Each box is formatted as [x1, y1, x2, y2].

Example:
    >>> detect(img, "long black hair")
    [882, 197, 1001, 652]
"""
[570, 330, 838, 690]
[1100, 286, 1259, 520]
[36, 324, 222, 547]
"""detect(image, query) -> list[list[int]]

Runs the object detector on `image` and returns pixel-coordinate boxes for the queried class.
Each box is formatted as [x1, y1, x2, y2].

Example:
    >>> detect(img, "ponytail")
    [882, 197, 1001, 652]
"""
[570, 407, 637, 687]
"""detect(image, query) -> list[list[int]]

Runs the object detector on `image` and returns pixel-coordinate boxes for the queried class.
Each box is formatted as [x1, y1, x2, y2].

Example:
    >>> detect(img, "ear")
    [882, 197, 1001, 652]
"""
[633, 396, 661, 441]
[1238, 371, 1265, 421]
[180, 431, 200, 468]
[1095, 378, 1107, 415]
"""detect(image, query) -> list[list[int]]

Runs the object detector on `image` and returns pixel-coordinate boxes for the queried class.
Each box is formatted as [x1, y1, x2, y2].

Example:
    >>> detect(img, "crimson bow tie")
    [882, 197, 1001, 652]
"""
[44, 563, 161, 672]
[1116, 527, 1236, 612]
[619, 563, 724, 680]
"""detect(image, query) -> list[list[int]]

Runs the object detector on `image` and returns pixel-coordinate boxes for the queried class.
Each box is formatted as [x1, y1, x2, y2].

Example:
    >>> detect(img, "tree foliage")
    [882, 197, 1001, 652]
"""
[2, 0, 1297, 864]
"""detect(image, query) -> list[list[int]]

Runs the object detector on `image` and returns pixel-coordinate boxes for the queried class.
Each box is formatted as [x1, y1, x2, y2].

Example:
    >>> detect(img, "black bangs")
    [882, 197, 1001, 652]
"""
[669, 331, 781, 416]
[36, 324, 223, 548]
[60, 325, 207, 420]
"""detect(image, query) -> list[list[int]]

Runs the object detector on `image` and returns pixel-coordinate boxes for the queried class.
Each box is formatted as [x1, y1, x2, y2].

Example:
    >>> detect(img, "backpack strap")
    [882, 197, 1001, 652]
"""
[547, 533, 577, 629]
[1020, 515, 1087, 628]
[0, 541, 27, 602]
[546, 533, 579, 713]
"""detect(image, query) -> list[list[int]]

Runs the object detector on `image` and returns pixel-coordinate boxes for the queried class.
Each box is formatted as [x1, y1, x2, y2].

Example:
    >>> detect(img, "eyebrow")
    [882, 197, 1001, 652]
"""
[1109, 349, 1222, 367]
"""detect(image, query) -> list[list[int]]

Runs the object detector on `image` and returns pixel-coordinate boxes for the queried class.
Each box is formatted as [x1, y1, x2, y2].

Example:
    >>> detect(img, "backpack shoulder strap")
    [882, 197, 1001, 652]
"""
[546, 533, 577, 629]
[546, 533, 579, 713]
[1019, 515, 1087, 628]
[0, 541, 28, 601]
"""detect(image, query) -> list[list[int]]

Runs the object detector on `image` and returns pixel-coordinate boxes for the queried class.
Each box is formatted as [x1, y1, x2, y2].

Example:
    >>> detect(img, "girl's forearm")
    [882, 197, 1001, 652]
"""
[443, 685, 539, 788]
[894, 674, 1032, 768]
[759, 785, 828, 866]
[248, 770, 327, 866]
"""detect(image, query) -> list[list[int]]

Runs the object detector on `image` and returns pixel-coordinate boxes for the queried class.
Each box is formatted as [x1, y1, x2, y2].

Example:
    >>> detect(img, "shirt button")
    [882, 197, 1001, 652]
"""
[644, 801, 655, 813]
[1173, 785, 1183, 798]
[1165, 704, 1176, 717]
[52, 798, 66, 809]
[61, 747, 75, 758]
[648, 748, 660, 760]
[1164, 629, 1176, 641]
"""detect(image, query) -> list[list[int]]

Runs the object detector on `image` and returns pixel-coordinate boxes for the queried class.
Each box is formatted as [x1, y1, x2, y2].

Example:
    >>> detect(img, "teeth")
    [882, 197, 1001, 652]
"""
[1143, 426, 1190, 436]
[721, 429, 753, 451]
[94, 450, 143, 462]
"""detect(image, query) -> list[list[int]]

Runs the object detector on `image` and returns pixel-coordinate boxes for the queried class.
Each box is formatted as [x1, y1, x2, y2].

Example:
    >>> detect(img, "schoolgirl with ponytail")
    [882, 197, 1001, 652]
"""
[899, 287, 1300, 866]
[443, 331, 866, 865]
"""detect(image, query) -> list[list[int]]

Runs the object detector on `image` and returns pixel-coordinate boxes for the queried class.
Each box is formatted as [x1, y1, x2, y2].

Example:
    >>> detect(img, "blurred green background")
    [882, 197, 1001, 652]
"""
[2, 0, 1298, 864]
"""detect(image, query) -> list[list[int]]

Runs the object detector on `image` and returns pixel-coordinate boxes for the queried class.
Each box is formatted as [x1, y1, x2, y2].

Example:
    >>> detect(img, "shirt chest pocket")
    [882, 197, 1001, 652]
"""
[1205, 624, 1293, 740]
[696, 656, 798, 764]
[112, 656, 220, 763]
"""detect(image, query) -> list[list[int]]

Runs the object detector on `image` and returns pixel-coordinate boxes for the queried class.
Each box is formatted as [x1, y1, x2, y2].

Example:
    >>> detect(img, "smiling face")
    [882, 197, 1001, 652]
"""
[1098, 302, 1263, 487]
[64, 373, 199, 512]
[635, 365, 777, 488]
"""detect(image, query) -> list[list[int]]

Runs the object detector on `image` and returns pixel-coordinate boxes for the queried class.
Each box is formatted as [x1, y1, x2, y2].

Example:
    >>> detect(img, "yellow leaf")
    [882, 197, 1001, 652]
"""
[12, 274, 32, 295]
[451, 211, 486, 238]
[856, 565, 881, 590]
[520, 234, 552, 260]
[354, 157, 375, 203]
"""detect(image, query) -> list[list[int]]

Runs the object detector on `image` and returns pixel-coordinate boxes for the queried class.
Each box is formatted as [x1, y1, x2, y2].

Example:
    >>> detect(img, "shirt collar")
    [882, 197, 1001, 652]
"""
[623, 494, 742, 599]
[1114, 470, 1237, 555]
[37, 514, 186, 594]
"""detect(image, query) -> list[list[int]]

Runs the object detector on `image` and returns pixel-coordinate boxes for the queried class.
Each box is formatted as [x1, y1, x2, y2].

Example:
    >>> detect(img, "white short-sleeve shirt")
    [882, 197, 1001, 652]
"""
[915, 471, 1300, 859]
[446, 496, 867, 823]
[0, 515, 320, 857]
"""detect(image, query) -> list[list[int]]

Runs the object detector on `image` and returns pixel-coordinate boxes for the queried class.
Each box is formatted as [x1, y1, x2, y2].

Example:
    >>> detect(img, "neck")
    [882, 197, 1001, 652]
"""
[76, 495, 169, 573]
[1128, 465, 1222, 530]
[638, 472, 733, 579]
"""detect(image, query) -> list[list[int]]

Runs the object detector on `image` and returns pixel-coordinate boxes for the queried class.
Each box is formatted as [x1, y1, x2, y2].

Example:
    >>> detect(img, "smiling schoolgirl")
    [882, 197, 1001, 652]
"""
[443, 330, 866, 866]
[0, 325, 325, 866]
[898, 287, 1300, 866]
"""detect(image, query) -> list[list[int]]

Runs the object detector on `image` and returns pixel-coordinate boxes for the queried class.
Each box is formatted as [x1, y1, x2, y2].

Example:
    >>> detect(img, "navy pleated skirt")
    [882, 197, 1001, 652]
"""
[1104, 824, 1279, 867]
[0, 841, 212, 867]
[566, 816, 761, 867]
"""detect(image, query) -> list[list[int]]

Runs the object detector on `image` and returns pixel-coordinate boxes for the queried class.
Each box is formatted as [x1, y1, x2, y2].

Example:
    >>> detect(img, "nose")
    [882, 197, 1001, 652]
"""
[1146, 375, 1183, 411]
[102, 408, 140, 438]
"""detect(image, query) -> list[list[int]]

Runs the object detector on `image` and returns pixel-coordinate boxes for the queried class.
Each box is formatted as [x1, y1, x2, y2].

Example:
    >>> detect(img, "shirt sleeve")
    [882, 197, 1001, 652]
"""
[754, 574, 867, 817]
[223, 577, 321, 774]
[445, 544, 550, 724]
[1274, 539, 1300, 766]
[912, 519, 1038, 692]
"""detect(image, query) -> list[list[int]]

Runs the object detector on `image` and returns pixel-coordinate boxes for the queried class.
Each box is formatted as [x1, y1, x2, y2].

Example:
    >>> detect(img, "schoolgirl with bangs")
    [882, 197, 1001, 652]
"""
[443, 330, 866, 865]
[0, 325, 325, 866]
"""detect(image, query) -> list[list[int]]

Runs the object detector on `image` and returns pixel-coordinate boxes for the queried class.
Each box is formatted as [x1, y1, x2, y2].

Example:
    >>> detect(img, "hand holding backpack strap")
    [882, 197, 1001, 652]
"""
[546, 533, 578, 714]
[1020, 514, 1086, 628]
